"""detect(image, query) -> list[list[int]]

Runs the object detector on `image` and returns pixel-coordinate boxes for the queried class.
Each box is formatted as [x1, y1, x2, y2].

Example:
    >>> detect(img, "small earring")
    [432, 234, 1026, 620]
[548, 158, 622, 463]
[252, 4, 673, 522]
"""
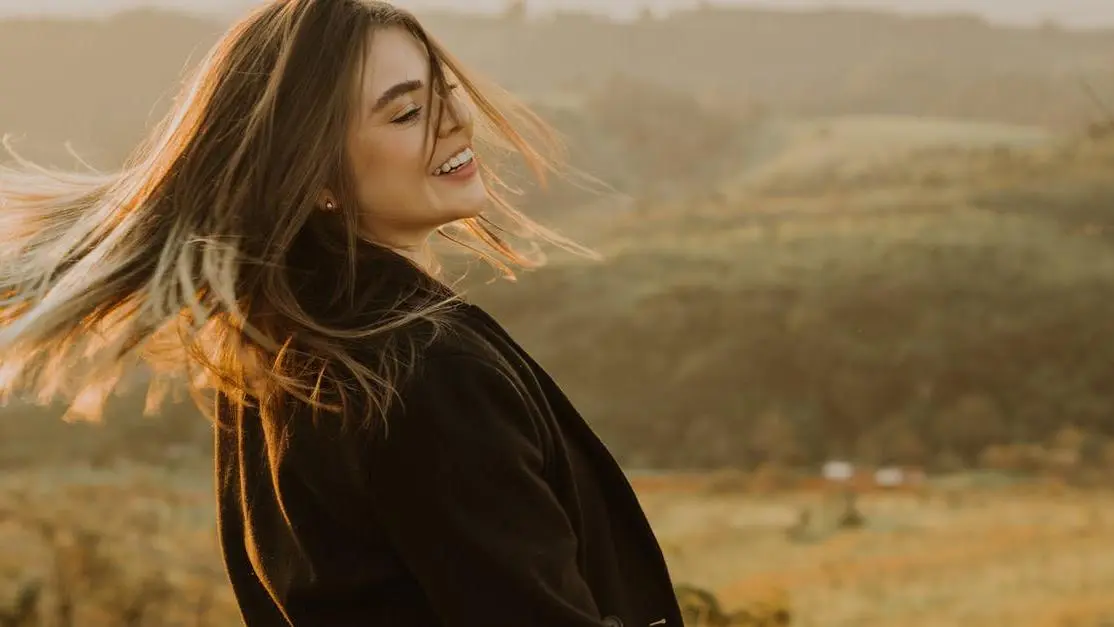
[325, 200, 336, 211]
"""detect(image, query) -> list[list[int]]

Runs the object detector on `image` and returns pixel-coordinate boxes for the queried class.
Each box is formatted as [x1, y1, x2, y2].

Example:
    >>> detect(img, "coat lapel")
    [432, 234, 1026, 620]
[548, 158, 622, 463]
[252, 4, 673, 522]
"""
[460, 303, 683, 625]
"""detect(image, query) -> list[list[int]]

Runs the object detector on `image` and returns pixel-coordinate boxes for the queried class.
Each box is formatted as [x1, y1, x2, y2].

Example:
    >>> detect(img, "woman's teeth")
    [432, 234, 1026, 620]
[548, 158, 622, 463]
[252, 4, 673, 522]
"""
[434, 147, 474, 175]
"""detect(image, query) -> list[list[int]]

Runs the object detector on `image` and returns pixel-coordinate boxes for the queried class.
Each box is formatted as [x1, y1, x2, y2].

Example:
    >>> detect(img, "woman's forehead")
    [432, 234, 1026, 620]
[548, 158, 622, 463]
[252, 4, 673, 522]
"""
[359, 28, 431, 98]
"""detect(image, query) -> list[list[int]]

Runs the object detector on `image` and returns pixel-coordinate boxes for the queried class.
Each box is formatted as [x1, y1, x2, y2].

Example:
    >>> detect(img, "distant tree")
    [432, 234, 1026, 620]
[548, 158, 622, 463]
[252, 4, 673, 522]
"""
[1045, 425, 1109, 472]
[1077, 432, 1107, 468]
[979, 443, 1044, 473]
[748, 408, 803, 465]
[931, 394, 1007, 463]
[855, 415, 926, 465]
[1054, 424, 1086, 447]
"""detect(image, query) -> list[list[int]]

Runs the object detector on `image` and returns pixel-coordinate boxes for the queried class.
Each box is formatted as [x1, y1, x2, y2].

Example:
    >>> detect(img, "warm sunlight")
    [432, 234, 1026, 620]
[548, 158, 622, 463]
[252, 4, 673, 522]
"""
[2, 2, 1114, 626]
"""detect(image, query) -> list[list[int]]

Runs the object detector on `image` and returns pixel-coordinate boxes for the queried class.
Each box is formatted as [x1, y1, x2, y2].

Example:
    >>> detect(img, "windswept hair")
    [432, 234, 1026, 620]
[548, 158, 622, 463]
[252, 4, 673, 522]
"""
[0, 0, 589, 427]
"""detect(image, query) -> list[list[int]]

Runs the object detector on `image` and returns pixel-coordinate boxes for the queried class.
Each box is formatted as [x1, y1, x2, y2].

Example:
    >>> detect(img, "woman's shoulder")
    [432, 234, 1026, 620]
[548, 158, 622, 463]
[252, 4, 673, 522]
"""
[380, 299, 540, 412]
[410, 302, 519, 381]
[380, 305, 547, 450]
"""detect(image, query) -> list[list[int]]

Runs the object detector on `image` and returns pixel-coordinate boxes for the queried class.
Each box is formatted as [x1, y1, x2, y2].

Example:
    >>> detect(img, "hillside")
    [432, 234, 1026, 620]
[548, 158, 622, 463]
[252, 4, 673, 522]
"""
[2, 8, 1114, 473]
[462, 131, 1114, 470]
[5, 125, 1113, 473]
[2, 7, 1114, 170]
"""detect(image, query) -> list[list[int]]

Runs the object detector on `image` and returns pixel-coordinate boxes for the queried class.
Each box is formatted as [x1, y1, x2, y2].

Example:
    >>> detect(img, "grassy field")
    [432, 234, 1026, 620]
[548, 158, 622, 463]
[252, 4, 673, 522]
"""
[636, 476, 1114, 627]
[3, 463, 1114, 626]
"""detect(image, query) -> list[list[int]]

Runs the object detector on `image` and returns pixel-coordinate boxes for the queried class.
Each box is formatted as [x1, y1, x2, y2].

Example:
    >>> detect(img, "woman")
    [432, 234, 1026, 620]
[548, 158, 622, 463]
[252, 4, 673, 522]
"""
[0, 2, 682, 626]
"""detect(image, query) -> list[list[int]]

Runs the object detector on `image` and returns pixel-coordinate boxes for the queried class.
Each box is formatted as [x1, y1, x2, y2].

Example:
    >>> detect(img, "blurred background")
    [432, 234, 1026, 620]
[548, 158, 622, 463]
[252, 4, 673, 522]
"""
[2, 1, 1114, 625]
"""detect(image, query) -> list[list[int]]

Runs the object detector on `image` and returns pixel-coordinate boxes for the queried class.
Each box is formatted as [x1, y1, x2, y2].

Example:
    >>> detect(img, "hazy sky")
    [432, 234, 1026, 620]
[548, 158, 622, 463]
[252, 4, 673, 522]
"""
[2, 0, 1114, 29]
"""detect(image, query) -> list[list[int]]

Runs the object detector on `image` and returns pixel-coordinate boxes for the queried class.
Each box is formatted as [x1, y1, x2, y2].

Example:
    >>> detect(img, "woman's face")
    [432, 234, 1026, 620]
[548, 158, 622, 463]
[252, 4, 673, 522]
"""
[340, 27, 486, 250]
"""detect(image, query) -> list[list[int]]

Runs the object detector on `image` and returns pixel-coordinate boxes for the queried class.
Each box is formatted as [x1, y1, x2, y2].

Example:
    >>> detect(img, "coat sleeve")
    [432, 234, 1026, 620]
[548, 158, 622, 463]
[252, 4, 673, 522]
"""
[362, 350, 610, 627]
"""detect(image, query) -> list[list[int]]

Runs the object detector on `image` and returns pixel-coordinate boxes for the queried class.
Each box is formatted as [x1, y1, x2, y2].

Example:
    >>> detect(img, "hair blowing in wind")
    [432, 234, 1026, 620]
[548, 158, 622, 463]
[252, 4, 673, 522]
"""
[0, 0, 587, 426]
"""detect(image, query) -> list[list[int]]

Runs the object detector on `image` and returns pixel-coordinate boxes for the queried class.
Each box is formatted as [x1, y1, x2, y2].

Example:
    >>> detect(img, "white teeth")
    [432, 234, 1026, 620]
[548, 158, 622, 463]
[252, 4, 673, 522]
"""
[434, 147, 474, 175]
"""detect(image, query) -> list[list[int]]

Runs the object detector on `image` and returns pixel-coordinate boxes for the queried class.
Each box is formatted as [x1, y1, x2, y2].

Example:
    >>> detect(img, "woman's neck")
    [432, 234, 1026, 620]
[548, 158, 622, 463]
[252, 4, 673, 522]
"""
[361, 228, 439, 276]
[394, 241, 438, 276]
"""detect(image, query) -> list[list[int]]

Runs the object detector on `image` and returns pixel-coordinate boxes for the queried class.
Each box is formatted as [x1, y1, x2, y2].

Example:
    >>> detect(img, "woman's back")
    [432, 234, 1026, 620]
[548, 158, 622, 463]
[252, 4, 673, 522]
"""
[215, 284, 683, 627]
[0, 2, 681, 625]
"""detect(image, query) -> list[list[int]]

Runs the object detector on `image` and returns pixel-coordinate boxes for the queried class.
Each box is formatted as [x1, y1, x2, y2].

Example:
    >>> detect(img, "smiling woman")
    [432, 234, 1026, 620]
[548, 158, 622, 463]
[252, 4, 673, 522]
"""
[0, 1, 681, 626]
[343, 28, 490, 252]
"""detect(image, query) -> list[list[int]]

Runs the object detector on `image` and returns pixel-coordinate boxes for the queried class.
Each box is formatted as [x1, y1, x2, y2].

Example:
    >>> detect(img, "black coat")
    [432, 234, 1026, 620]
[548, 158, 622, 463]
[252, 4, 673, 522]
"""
[214, 260, 683, 627]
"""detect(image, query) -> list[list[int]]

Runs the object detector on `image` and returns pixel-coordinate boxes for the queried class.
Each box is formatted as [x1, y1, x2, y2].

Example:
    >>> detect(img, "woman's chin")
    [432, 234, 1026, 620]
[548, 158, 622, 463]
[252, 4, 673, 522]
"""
[442, 188, 490, 222]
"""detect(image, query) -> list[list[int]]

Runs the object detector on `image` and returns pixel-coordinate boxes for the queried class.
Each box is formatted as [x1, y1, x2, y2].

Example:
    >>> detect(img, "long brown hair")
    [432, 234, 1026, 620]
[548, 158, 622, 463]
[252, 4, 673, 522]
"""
[0, 0, 589, 428]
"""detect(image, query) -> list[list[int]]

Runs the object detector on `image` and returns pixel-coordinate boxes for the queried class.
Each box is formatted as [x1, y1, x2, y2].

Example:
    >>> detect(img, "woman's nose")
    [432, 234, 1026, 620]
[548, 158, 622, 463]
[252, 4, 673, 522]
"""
[437, 92, 472, 138]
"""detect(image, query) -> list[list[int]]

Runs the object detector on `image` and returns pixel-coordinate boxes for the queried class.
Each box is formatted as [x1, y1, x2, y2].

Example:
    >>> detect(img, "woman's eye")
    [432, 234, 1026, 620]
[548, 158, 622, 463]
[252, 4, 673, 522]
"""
[392, 106, 422, 125]
[393, 107, 421, 124]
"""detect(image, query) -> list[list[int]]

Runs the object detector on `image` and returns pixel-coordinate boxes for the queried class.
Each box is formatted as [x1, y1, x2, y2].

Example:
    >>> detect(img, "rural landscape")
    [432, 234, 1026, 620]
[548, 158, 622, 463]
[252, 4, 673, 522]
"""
[3, 2, 1114, 625]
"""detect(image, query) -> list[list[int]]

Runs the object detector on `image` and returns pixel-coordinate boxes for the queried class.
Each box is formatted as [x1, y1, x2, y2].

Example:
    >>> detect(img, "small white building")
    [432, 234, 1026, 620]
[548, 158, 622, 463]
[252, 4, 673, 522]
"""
[874, 466, 927, 488]
[822, 460, 855, 482]
[874, 467, 905, 487]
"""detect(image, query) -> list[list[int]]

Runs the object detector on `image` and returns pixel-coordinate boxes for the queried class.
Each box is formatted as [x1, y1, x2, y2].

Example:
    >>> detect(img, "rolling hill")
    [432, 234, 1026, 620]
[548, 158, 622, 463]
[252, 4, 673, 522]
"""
[2, 7, 1114, 471]
[2, 6, 1114, 170]
[461, 130, 1114, 469]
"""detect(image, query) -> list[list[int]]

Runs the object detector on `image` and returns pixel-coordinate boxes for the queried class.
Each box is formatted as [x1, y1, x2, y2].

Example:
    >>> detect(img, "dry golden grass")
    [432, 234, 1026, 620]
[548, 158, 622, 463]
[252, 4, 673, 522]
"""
[639, 480, 1114, 627]
[3, 464, 1114, 626]
[0, 464, 239, 626]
